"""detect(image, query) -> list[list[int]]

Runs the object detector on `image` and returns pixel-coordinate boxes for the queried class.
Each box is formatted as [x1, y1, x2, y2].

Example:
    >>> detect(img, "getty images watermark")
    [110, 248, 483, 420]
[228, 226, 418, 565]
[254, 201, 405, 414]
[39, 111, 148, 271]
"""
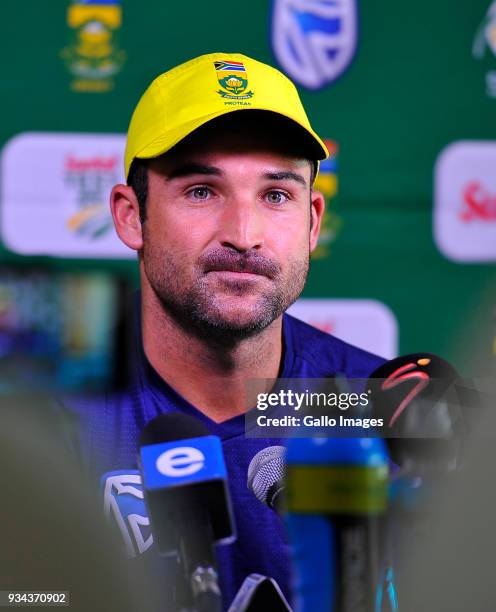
[244, 377, 486, 438]
[244, 378, 384, 438]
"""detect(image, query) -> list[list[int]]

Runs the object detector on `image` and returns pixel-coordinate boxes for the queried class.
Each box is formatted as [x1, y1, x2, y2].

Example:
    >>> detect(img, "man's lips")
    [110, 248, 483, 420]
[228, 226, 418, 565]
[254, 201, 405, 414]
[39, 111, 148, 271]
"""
[206, 269, 266, 281]
[205, 263, 267, 276]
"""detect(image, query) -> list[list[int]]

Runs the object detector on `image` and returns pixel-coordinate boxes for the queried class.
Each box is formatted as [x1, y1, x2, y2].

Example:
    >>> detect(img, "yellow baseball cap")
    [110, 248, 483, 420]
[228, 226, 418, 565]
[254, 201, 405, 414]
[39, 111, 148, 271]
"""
[124, 52, 328, 180]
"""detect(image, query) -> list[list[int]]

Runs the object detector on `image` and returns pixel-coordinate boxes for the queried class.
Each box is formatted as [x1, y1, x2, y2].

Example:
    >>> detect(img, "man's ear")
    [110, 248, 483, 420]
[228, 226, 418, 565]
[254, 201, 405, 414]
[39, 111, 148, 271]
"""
[110, 184, 143, 251]
[309, 189, 326, 252]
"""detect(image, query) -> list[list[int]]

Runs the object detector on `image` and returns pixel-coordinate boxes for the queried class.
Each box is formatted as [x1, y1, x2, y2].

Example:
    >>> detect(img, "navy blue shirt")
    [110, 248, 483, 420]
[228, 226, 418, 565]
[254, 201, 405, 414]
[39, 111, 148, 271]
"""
[66, 313, 384, 609]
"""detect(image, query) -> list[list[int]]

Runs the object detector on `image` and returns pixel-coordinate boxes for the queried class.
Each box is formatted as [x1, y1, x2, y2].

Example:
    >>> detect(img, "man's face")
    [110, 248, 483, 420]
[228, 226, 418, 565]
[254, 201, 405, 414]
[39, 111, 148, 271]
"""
[139, 125, 323, 343]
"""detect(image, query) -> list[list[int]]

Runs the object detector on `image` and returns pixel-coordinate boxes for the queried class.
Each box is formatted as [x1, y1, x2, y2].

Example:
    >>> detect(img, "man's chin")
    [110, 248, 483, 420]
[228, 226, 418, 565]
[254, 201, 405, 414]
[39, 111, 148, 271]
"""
[154, 288, 286, 344]
[205, 294, 283, 325]
[187, 304, 282, 344]
[202, 310, 277, 334]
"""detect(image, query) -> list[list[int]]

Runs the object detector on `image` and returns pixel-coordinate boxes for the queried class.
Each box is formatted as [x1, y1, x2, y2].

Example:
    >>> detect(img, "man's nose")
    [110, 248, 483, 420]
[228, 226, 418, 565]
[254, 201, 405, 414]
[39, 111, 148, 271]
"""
[216, 195, 265, 252]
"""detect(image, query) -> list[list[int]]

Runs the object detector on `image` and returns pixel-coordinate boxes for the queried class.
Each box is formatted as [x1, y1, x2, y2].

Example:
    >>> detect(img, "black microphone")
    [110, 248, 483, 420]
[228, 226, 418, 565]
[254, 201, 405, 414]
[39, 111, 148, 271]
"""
[228, 573, 292, 612]
[367, 353, 468, 472]
[138, 413, 236, 612]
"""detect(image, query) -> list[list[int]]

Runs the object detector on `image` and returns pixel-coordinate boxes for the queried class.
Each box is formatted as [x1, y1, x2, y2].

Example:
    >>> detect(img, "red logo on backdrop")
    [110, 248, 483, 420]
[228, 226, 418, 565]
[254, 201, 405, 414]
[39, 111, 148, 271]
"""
[65, 155, 118, 172]
[459, 181, 496, 222]
[64, 154, 118, 239]
[308, 319, 335, 334]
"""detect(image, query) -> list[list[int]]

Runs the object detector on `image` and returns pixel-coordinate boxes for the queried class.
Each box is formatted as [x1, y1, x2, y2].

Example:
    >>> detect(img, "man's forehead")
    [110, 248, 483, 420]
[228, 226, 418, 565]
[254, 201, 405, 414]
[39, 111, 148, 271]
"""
[151, 132, 311, 178]
[149, 112, 315, 177]
[157, 149, 309, 174]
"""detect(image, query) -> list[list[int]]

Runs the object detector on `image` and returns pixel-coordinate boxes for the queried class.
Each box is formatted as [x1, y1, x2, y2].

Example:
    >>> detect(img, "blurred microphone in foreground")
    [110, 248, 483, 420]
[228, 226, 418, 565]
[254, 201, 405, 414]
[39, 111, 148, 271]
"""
[247, 352, 476, 611]
[397, 378, 496, 611]
[0, 395, 157, 611]
[285, 437, 389, 612]
[248, 438, 389, 612]
[367, 353, 476, 611]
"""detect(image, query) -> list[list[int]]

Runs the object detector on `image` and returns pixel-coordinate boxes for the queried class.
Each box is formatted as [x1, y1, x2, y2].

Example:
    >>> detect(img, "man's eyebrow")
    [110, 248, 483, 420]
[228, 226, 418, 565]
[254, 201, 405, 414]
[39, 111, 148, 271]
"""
[264, 171, 307, 187]
[166, 163, 223, 180]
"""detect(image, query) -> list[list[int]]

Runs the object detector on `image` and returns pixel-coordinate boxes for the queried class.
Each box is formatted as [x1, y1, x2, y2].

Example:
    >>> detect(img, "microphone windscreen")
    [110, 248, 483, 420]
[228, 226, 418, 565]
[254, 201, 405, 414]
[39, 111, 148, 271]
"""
[367, 353, 466, 470]
[138, 412, 236, 551]
[367, 353, 460, 430]
[247, 446, 286, 509]
[139, 413, 209, 448]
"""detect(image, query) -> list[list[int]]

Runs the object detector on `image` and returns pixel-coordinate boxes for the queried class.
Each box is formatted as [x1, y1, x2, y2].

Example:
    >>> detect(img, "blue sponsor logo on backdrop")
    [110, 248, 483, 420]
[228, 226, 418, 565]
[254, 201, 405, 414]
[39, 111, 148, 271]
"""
[271, 0, 358, 90]
[473, 1, 496, 98]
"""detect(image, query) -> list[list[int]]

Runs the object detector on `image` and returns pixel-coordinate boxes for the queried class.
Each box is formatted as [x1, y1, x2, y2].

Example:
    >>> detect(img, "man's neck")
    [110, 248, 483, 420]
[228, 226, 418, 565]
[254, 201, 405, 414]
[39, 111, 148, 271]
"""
[141, 288, 284, 423]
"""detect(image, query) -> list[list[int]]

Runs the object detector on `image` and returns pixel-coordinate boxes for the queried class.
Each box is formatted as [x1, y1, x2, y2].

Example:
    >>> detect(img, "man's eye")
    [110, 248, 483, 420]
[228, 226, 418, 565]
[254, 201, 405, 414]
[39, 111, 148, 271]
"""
[187, 186, 211, 201]
[265, 191, 288, 205]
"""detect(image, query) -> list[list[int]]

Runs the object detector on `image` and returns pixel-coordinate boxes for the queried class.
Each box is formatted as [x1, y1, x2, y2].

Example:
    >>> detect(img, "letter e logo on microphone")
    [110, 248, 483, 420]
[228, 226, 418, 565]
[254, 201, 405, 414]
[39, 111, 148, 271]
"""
[140, 436, 226, 489]
[156, 447, 205, 477]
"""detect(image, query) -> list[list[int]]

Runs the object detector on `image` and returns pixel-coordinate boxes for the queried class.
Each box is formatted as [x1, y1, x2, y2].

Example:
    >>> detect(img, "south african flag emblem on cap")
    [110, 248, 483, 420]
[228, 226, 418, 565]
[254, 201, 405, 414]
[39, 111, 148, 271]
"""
[214, 60, 254, 100]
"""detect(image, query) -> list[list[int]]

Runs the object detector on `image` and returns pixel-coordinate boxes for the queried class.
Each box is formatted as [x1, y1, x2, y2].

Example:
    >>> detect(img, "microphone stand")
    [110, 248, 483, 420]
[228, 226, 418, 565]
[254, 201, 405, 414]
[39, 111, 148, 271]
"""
[176, 511, 222, 612]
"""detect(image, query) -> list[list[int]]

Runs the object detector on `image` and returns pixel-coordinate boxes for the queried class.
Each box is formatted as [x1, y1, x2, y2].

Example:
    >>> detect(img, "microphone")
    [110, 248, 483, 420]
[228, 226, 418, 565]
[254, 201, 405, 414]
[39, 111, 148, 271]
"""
[138, 413, 236, 612]
[247, 446, 286, 511]
[247, 441, 389, 611]
[366, 353, 467, 473]
[286, 437, 389, 612]
[367, 353, 472, 611]
[228, 573, 292, 612]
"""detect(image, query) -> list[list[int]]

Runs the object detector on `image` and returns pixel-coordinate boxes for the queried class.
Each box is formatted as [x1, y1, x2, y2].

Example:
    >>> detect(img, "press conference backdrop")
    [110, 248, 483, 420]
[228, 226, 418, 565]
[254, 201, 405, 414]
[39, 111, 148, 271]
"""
[1, 0, 495, 374]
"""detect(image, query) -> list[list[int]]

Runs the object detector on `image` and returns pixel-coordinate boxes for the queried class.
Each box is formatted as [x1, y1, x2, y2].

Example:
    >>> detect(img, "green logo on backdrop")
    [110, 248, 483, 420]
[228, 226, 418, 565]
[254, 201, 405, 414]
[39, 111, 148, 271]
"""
[60, 1, 126, 93]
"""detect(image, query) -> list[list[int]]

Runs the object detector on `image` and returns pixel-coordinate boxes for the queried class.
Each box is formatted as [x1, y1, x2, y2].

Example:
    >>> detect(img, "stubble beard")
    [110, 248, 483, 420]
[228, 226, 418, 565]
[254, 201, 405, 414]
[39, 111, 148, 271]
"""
[142, 243, 310, 348]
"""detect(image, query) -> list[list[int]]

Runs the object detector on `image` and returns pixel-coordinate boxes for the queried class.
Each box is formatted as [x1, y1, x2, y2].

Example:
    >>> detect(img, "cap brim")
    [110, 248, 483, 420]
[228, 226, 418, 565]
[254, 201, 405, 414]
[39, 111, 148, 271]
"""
[130, 107, 328, 174]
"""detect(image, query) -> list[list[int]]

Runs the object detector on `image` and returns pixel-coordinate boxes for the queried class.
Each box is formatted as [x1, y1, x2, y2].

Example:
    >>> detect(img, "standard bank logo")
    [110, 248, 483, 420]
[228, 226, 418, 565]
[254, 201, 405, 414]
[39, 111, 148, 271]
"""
[102, 471, 153, 557]
[271, 0, 358, 90]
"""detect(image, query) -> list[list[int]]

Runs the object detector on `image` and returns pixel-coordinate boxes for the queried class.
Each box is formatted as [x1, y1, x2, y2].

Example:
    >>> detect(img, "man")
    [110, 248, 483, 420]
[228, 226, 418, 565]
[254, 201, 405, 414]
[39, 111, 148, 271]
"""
[70, 53, 384, 608]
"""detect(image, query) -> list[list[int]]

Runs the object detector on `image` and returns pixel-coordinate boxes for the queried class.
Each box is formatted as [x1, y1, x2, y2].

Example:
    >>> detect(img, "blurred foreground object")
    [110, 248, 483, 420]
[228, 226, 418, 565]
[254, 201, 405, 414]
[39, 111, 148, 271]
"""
[397, 376, 496, 610]
[0, 395, 158, 611]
